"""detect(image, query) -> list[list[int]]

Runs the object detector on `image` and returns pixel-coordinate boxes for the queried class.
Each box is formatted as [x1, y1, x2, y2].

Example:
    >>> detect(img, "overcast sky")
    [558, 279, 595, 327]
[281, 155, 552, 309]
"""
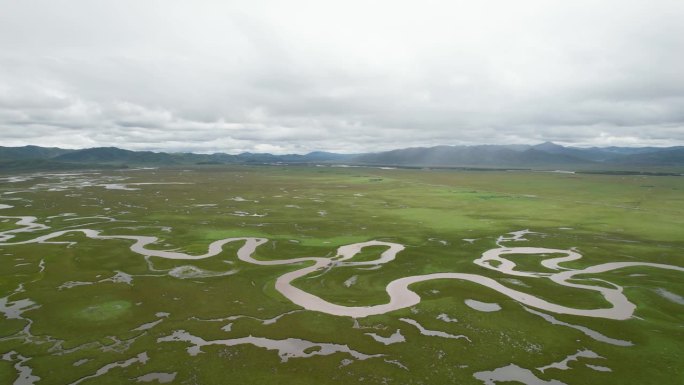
[1, 0, 683, 154]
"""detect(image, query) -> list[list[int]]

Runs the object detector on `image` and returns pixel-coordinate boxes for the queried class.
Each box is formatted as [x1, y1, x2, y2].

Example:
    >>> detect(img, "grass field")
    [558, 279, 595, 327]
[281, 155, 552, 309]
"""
[1, 166, 683, 384]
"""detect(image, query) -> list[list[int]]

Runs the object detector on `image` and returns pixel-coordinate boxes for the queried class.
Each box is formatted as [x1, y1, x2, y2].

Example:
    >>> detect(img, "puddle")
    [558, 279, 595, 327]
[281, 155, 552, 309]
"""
[465, 299, 501, 312]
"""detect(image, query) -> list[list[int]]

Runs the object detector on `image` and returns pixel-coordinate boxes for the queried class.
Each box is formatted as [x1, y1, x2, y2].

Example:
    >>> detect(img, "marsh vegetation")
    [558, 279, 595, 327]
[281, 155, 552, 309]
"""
[1, 166, 683, 384]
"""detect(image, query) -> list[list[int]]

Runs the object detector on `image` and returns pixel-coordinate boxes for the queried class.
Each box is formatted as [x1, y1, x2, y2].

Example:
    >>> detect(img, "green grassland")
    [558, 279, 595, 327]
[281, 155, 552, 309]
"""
[0, 166, 683, 384]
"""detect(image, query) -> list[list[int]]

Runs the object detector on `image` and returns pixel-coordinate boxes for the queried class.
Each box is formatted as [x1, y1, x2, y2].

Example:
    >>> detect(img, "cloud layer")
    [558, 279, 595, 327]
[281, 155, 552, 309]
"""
[1, 0, 683, 153]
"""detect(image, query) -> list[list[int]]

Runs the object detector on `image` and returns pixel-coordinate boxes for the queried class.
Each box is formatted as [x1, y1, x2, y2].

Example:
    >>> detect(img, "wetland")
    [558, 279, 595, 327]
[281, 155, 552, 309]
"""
[0, 165, 683, 384]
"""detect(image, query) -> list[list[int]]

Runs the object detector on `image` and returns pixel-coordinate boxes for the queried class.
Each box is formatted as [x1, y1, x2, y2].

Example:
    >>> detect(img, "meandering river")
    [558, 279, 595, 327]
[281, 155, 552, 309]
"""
[2, 204, 683, 320]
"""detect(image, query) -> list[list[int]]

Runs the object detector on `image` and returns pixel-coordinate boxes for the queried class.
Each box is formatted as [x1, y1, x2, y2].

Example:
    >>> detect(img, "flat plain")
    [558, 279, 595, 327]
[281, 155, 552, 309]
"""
[1, 166, 683, 384]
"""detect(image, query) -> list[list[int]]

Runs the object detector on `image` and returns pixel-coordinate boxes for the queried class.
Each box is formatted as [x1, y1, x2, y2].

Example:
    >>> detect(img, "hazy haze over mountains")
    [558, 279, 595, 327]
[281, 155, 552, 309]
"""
[1, 143, 683, 172]
[1, 1, 684, 153]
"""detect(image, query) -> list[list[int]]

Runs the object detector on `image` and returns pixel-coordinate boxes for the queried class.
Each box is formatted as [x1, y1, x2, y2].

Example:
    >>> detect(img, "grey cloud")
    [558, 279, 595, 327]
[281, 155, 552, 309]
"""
[1, 0, 683, 154]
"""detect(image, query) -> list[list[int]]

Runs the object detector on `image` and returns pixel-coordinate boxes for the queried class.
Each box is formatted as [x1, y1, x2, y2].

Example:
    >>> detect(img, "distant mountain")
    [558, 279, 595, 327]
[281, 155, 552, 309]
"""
[0, 143, 682, 173]
[350, 142, 684, 169]
[591, 146, 670, 155]
[531, 142, 612, 161]
[609, 147, 684, 166]
[228, 151, 354, 164]
[235, 152, 308, 164]
[302, 151, 357, 161]
[0, 145, 356, 172]
[53, 147, 179, 165]
[0, 159, 122, 172]
[50, 147, 353, 165]
[351, 145, 589, 167]
[0, 145, 74, 160]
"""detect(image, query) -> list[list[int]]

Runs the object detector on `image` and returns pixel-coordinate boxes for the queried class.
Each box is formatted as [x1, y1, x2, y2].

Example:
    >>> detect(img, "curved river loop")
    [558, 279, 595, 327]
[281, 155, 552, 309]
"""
[2, 205, 683, 321]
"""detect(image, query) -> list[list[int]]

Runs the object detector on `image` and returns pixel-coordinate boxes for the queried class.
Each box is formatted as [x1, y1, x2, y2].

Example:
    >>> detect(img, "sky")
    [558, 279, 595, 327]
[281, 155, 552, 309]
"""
[1, 0, 683, 154]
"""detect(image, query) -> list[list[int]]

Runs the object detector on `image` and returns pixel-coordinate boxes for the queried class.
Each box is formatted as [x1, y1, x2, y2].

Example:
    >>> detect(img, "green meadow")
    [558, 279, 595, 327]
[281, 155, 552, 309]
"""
[1, 166, 683, 384]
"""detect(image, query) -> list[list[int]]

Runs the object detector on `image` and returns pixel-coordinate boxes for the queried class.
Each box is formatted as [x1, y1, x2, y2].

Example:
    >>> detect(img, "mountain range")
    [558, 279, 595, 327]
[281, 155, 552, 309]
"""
[351, 142, 684, 168]
[1, 143, 683, 173]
